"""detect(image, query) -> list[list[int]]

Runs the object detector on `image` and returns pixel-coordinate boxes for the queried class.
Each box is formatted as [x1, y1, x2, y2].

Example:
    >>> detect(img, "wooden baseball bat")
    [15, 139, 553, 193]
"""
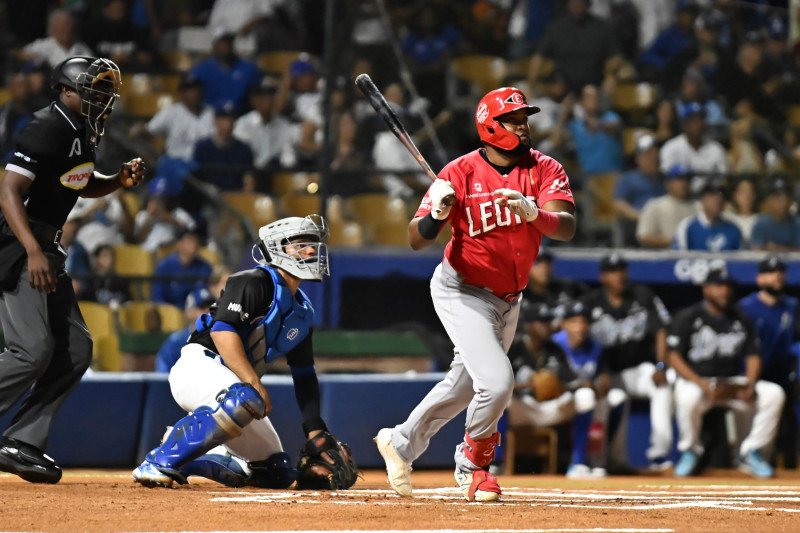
[354, 73, 439, 183]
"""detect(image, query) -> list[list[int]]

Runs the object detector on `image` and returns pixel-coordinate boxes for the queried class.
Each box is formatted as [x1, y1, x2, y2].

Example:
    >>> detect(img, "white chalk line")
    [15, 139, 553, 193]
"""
[159, 529, 676, 533]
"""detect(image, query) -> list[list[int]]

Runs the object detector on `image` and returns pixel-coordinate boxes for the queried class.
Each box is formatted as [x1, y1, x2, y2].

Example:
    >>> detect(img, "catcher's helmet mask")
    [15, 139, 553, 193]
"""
[51, 56, 121, 138]
[475, 87, 540, 151]
[252, 215, 330, 281]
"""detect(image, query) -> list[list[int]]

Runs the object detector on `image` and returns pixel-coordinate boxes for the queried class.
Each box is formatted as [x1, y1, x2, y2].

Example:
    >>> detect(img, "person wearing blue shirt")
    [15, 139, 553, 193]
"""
[738, 255, 799, 468]
[640, 1, 698, 72]
[155, 287, 215, 373]
[613, 134, 665, 246]
[190, 29, 262, 115]
[550, 301, 605, 478]
[151, 229, 213, 308]
[750, 178, 800, 251]
[193, 103, 254, 192]
[567, 85, 623, 178]
[674, 176, 742, 251]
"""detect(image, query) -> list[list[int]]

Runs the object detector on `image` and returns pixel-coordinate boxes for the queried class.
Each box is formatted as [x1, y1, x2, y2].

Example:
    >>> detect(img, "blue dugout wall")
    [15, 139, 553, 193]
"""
[0, 372, 666, 470]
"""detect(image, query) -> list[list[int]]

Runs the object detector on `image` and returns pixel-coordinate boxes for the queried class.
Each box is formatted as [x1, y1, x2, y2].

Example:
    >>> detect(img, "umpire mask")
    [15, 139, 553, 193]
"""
[254, 215, 330, 281]
[76, 58, 122, 137]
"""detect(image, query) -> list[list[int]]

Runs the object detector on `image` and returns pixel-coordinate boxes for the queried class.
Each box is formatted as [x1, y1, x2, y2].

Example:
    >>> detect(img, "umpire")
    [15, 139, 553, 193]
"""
[0, 56, 144, 483]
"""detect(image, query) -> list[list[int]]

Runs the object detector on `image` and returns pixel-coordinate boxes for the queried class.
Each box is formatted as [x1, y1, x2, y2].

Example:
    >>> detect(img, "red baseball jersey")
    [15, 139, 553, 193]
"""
[415, 148, 574, 298]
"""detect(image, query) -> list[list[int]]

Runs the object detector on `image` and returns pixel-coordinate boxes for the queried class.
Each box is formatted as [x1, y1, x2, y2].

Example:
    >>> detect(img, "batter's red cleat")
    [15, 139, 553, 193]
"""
[455, 468, 501, 502]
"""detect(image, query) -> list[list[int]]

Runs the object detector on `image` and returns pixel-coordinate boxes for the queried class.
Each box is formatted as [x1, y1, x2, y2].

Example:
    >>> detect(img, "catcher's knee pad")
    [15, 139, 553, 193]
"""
[574, 387, 597, 414]
[249, 452, 298, 489]
[147, 383, 264, 475]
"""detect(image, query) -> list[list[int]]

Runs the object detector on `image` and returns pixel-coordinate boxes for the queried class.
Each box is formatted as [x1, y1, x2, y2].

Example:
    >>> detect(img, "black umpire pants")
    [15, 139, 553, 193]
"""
[0, 266, 92, 450]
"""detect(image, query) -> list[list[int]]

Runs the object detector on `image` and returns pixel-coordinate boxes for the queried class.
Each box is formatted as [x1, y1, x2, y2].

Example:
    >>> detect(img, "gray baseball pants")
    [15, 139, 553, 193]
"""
[390, 259, 519, 473]
[0, 267, 92, 449]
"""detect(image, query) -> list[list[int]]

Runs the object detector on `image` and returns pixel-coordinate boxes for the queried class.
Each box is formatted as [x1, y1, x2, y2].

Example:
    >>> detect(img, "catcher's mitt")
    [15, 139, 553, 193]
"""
[296, 431, 359, 490]
[531, 370, 565, 402]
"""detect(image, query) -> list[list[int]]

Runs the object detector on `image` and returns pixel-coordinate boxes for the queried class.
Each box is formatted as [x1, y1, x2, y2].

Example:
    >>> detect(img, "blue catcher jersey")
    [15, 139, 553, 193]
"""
[738, 292, 798, 375]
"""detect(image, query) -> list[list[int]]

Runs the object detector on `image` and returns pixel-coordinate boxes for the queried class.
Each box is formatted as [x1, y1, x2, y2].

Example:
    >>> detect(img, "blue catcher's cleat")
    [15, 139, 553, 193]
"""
[132, 460, 176, 488]
[180, 453, 250, 487]
[738, 450, 774, 478]
[674, 451, 699, 477]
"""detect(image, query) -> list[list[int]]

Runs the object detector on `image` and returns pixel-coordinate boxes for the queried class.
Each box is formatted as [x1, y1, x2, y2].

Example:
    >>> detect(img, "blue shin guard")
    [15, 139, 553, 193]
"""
[180, 453, 250, 487]
[145, 383, 265, 483]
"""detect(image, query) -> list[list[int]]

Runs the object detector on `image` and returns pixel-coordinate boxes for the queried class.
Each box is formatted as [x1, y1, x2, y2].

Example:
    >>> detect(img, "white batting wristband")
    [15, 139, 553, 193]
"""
[493, 188, 538, 222]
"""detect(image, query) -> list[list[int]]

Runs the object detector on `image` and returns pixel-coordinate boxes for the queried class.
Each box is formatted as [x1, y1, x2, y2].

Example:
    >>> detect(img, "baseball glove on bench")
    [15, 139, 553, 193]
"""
[296, 431, 359, 490]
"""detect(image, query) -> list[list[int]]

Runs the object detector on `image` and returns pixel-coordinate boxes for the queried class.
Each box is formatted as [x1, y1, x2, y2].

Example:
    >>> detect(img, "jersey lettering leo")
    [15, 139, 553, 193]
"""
[415, 148, 573, 296]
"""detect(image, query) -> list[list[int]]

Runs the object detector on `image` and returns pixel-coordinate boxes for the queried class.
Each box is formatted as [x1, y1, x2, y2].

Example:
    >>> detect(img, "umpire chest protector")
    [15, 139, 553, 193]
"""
[196, 265, 314, 370]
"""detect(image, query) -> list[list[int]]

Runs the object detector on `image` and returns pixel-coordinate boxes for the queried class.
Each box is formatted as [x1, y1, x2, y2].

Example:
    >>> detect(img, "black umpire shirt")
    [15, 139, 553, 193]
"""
[667, 302, 760, 378]
[0, 100, 97, 287]
[581, 285, 670, 373]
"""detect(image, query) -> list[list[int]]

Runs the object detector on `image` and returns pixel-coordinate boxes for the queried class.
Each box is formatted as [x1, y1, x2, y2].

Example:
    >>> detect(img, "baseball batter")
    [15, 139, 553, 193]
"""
[375, 87, 575, 502]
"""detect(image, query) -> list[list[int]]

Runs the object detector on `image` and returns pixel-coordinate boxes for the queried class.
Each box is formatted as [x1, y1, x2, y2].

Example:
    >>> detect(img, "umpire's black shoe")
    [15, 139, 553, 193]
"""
[0, 437, 62, 483]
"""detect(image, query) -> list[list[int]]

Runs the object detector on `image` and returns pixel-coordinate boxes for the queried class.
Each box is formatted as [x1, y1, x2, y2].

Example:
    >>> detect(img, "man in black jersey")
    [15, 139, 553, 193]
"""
[581, 252, 674, 470]
[0, 56, 144, 484]
[668, 262, 785, 478]
[523, 249, 589, 307]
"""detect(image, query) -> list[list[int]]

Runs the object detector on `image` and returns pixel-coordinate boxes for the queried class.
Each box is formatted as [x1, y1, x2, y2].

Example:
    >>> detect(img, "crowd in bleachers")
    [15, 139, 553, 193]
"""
[0, 0, 799, 372]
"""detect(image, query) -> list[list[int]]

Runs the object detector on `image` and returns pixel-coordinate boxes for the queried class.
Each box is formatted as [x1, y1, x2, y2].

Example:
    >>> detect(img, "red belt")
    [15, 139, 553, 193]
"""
[483, 287, 521, 303]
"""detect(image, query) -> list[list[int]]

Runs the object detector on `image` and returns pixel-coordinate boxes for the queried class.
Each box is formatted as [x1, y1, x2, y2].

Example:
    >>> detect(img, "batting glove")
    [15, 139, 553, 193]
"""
[429, 179, 456, 220]
[493, 188, 538, 221]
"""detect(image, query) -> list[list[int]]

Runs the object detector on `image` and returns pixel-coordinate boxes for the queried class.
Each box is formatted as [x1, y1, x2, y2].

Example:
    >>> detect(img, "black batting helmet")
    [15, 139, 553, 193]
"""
[50, 56, 122, 138]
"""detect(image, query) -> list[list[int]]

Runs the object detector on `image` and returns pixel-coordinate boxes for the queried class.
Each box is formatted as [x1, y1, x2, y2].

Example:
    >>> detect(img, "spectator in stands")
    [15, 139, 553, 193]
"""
[135, 177, 197, 252]
[725, 178, 759, 245]
[750, 178, 800, 252]
[652, 98, 679, 146]
[763, 16, 793, 80]
[613, 134, 664, 246]
[581, 252, 673, 471]
[639, 0, 698, 85]
[690, 9, 726, 86]
[84, 0, 143, 70]
[151, 228, 213, 308]
[674, 176, 742, 252]
[154, 287, 215, 373]
[565, 85, 623, 181]
[69, 192, 134, 254]
[193, 103, 255, 192]
[716, 30, 784, 124]
[145, 75, 214, 162]
[506, 0, 557, 58]
[77, 244, 131, 307]
[523, 249, 589, 307]
[674, 68, 727, 140]
[0, 72, 33, 162]
[636, 166, 695, 249]
[190, 28, 262, 114]
[206, 0, 305, 52]
[62, 216, 91, 298]
[660, 102, 728, 175]
[274, 55, 323, 166]
[528, 70, 570, 154]
[727, 115, 765, 175]
[506, 300, 604, 478]
[399, 4, 461, 113]
[627, 0, 674, 51]
[233, 77, 297, 173]
[528, 0, 622, 94]
[17, 9, 93, 68]
[739, 255, 799, 469]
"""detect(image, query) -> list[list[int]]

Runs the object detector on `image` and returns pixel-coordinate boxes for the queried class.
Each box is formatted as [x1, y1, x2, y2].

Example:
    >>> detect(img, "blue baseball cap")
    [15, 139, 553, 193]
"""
[665, 164, 690, 180]
[290, 57, 315, 77]
[148, 176, 182, 197]
[677, 101, 706, 120]
[185, 288, 215, 310]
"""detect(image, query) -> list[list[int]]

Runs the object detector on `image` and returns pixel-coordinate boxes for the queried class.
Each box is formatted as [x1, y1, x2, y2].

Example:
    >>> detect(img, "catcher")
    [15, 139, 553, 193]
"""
[133, 215, 358, 490]
[506, 300, 606, 477]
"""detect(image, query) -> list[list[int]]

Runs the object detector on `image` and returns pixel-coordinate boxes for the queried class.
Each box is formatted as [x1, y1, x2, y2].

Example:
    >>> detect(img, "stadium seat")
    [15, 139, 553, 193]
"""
[272, 172, 319, 196]
[622, 127, 655, 157]
[78, 301, 121, 371]
[345, 193, 407, 226]
[257, 51, 314, 76]
[280, 193, 321, 218]
[112, 244, 154, 300]
[119, 302, 186, 333]
[0, 88, 11, 106]
[511, 57, 554, 82]
[503, 426, 558, 475]
[789, 105, 800, 127]
[163, 50, 196, 72]
[329, 221, 364, 247]
[586, 172, 619, 225]
[373, 219, 409, 247]
[153, 244, 220, 267]
[120, 191, 141, 217]
[612, 82, 658, 114]
[450, 55, 510, 94]
[222, 192, 278, 229]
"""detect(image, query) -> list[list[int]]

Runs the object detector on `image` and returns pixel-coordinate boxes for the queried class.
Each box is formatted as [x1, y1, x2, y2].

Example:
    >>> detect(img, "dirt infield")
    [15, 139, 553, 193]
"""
[1, 469, 800, 532]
